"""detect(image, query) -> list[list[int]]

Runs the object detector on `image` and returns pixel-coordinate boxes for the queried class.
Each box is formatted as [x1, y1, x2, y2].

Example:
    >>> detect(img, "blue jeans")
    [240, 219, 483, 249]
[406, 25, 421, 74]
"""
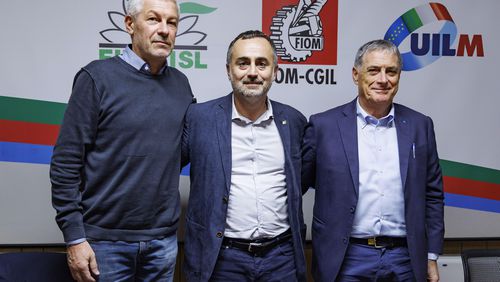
[89, 233, 178, 282]
[209, 240, 297, 282]
[336, 243, 415, 282]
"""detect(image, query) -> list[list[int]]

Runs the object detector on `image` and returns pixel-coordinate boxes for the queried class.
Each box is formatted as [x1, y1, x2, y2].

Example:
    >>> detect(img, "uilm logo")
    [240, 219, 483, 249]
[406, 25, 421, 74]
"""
[384, 2, 485, 71]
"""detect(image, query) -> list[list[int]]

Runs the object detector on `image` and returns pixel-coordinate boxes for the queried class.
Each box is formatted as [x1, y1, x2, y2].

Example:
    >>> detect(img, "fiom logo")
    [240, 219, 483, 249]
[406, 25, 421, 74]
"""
[384, 2, 484, 71]
[263, 0, 338, 65]
[98, 0, 216, 69]
[262, 0, 339, 85]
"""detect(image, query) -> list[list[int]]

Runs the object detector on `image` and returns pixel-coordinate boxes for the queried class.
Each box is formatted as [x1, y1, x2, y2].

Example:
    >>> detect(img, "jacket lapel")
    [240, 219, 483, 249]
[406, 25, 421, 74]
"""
[339, 99, 360, 196]
[395, 104, 411, 189]
[216, 94, 233, 193]
[272, 102, 291, 159]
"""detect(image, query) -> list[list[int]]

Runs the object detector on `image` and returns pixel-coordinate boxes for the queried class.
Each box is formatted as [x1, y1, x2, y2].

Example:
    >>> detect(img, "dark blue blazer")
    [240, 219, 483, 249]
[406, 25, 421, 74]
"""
[182, 93, 307, 281]
[302, 99, 444, 282]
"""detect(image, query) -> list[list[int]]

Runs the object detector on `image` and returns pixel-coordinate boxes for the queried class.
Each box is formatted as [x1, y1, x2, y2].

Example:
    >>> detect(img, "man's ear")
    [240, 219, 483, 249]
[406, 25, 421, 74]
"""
[226, 64, 231, 80]
[125, 15, 134, 35]
[352, 67, 359, 85]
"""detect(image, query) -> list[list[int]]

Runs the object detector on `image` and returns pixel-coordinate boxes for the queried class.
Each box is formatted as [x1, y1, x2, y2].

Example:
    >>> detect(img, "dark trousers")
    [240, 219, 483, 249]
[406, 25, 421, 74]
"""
[336, 243, 416, 282]
[209, 240, 297, 282]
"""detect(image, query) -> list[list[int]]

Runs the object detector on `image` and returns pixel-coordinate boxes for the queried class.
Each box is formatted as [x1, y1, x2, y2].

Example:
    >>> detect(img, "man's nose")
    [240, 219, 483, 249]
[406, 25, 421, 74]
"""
[247, 63, 258, 77]
[158, 21, 171, 36]
[377, 71, 388, 83]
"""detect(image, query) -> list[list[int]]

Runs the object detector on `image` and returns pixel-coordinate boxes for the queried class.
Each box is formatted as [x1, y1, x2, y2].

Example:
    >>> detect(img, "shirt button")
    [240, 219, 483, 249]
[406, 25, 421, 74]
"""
[216, 232, 223, 238]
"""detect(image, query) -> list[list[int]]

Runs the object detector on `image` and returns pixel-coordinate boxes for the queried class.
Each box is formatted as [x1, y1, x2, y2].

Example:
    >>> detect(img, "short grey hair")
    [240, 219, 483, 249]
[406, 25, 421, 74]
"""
[354, 39, 402, 69]
[126, 0, 178, 17]
[126, 0, 144, 17]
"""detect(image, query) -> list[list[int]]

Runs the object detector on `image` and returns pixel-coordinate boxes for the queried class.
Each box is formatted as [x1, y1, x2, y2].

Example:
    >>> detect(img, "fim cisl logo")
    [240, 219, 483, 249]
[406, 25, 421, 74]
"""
[98, 0, 217, 69]
[384, 2, 484, 71]
[263, 0, 339, 85]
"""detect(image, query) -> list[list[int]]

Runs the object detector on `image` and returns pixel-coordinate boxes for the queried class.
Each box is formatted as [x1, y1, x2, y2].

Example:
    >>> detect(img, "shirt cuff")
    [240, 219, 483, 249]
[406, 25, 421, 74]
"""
[66, 238, 86, 246]
[428, 252, 439, 261]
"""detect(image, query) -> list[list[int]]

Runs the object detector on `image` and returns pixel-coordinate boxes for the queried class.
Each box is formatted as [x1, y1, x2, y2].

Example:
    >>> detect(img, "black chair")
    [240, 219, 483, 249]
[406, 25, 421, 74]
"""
[0, 252, 73, 282]
[461, 249, 500, 282]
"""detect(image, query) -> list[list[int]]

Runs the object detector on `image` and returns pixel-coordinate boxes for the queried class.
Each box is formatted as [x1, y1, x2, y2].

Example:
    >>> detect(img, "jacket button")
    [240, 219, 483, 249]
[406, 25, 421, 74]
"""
[350, 207, 355, 213]
[216, 232, 223, 238]
[343, 237, 347, 244]
[223, 197, 228, 204]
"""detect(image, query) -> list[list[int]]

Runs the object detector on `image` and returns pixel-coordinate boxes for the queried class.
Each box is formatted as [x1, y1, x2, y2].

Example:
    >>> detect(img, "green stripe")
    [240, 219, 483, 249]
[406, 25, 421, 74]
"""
[180, 2, 217, 14]
[0, 96, 66, 125]
[440, 159, 500, 185]
[401, 8, 423, 33]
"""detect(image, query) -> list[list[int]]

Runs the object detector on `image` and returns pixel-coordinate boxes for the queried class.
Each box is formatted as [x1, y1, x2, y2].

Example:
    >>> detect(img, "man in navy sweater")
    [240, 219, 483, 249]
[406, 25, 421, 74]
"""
[50, 0, 194, 281]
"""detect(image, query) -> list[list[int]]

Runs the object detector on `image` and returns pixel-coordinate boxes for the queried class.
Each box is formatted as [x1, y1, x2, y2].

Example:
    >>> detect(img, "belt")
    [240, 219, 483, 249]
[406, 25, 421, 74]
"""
[350, 236, 407, 249]
[222, 229, 292, 256]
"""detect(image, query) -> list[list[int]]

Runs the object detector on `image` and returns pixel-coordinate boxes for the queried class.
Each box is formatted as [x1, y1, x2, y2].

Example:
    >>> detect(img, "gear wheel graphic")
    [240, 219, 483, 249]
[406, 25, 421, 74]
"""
[270, 6, 312, 62]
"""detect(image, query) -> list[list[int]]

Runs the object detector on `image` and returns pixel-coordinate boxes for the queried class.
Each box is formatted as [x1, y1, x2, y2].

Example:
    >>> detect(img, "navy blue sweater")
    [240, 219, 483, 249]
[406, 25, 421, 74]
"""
[50, 56, 193, 242]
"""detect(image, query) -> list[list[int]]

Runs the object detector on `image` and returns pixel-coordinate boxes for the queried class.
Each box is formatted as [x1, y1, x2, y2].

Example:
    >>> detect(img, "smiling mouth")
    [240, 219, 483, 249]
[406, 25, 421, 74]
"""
[243, 81, 263, 85]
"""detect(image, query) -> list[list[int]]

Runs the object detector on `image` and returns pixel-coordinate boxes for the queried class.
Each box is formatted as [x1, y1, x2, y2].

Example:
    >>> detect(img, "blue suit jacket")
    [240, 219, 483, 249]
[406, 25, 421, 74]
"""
[182, 93, 307, 281]
[302, 99, 444, 282]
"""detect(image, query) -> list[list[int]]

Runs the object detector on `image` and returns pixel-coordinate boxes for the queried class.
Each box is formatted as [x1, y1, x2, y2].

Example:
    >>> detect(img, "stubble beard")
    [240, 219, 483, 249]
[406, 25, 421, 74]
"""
[232, 81, 272, 98]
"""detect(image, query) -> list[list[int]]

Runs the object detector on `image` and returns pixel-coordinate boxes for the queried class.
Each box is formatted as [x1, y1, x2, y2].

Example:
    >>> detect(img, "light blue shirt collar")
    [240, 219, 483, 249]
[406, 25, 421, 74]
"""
[120, 45, 169, 75]
[356, 98, 395, 128]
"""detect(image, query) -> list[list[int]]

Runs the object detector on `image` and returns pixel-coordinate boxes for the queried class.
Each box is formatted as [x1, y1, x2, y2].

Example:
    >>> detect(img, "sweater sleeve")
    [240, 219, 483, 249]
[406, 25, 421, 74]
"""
[50, 69, 100, 243]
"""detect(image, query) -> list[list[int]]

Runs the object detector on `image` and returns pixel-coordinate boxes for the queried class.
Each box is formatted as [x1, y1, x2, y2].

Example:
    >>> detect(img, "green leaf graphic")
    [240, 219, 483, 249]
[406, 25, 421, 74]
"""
[180, 2, 217, 14]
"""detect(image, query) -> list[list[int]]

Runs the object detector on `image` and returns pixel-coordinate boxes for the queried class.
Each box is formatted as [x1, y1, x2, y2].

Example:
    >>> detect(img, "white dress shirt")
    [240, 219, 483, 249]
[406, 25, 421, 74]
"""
[224, 97, 290, 240]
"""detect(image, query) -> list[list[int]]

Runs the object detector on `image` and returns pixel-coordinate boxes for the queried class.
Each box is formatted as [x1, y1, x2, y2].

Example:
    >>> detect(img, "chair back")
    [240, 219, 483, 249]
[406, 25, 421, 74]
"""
[461, 249, 500, 282]
[0, 252, 73, 282]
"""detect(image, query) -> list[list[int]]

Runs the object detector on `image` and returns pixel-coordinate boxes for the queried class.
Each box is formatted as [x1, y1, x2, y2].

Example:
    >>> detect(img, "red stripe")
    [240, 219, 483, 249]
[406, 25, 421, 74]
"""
[444, 176, 500, 201]
[430, 3, 453, 22]
[0, 119, 60, 145]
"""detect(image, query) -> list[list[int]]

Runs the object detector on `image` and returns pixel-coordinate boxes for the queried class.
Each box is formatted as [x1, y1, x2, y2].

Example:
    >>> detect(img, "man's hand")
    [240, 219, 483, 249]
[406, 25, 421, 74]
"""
[67, 241, 99, 282]
[427, 259, 440, 282]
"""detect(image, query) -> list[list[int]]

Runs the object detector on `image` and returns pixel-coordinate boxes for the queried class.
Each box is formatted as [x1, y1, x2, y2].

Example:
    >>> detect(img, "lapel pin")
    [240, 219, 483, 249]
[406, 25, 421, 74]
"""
[282, 120, 287, 125]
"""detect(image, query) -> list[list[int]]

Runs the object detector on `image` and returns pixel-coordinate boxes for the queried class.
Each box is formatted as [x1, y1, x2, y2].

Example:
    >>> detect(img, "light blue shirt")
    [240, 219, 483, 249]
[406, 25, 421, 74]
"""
[352, 99, 438, 260]
[351, 98, 407, 238]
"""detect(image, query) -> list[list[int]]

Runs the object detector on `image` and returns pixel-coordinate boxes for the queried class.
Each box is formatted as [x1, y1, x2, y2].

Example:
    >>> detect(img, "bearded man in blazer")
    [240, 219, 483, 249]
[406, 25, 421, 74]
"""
[302, 39, 444, 282]
[181, 30, 307, 281]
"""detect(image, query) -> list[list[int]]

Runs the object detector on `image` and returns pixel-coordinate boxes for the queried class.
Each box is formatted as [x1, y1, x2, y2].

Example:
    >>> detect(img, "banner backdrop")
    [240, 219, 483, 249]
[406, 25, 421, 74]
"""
[1, 0, 499, 244]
